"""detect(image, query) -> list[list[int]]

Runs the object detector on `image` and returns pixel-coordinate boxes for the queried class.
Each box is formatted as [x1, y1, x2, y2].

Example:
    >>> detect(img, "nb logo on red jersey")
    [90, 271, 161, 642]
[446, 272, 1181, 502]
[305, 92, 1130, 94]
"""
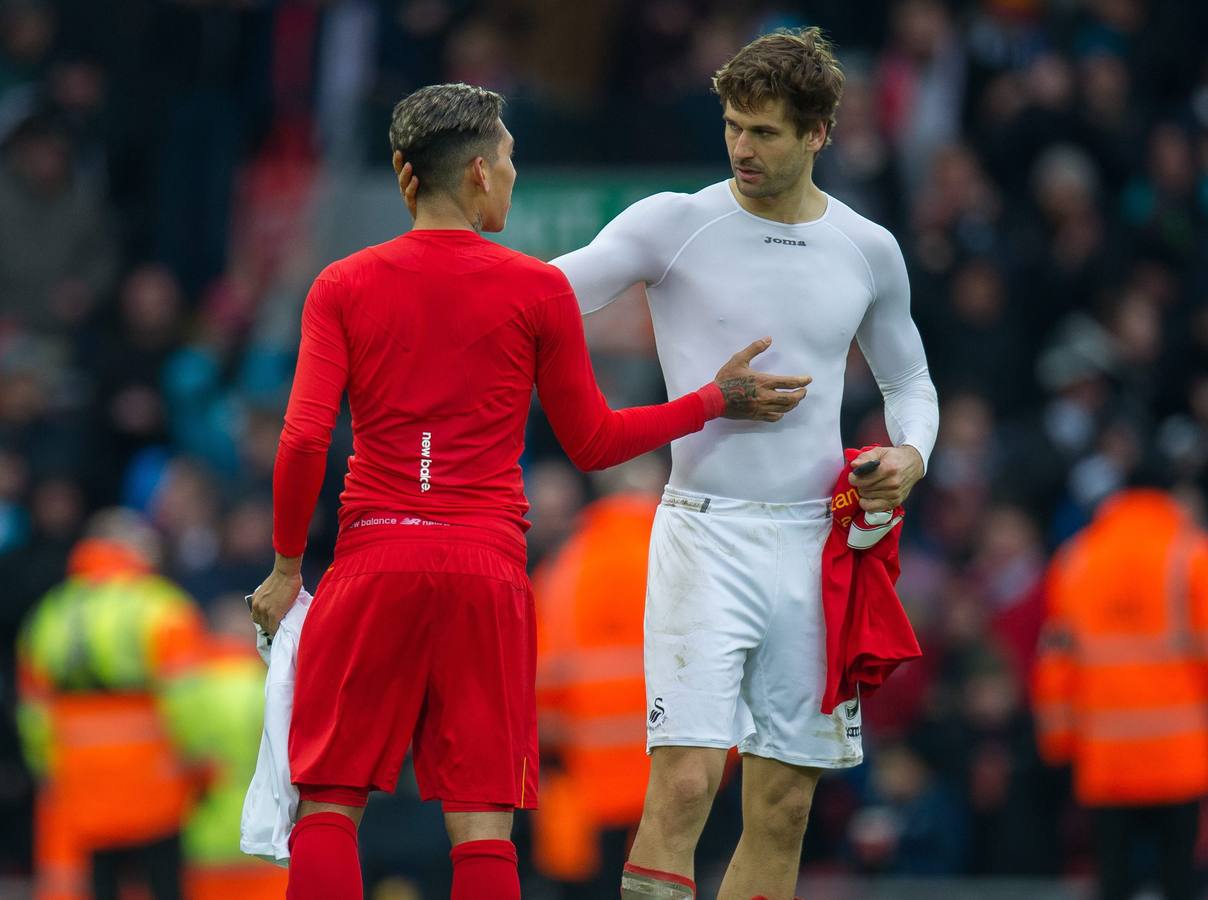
[419, 431, 433, 492]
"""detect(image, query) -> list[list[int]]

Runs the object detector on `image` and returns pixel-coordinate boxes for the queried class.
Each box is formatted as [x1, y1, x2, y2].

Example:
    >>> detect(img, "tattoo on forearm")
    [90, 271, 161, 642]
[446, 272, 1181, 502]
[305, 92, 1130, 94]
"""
[719, 376, 759, 416]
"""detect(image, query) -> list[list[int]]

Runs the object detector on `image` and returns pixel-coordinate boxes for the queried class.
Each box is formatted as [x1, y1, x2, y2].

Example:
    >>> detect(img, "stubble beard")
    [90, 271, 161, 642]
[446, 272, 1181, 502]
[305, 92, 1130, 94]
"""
[733, 164, 792, 200]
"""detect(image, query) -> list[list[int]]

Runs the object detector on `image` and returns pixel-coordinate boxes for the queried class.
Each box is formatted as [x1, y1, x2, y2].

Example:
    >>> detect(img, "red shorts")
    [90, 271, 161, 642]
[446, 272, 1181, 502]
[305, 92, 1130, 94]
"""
[288, 525, 538, 809]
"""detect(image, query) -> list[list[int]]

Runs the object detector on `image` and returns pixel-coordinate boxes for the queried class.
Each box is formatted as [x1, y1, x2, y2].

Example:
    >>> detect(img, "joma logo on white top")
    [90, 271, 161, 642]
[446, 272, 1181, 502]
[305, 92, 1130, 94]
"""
[764, 236, 807, 246]
[419, 431, 433, 491]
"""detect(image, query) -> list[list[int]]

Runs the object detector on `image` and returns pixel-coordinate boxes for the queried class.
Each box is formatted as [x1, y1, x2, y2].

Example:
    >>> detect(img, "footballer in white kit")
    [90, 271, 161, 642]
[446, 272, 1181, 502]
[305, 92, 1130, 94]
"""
[554, 180, 938, 764]
[551, 26, 939, 900]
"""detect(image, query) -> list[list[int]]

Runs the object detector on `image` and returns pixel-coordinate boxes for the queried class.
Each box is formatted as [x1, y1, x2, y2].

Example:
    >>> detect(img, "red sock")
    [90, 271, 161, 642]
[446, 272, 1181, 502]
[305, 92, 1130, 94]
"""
[450, 839, 519, 900]
[286, 811, 362, 900]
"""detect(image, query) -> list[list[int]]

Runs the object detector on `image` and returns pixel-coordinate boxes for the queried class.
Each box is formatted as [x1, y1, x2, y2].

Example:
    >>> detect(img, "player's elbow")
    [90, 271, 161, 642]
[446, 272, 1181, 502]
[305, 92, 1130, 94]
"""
[560, 428, 609, 471]
[277, 425, 331, 457]
[879, 364, 936, 398]
[915, 374, 939, 402]
[566, 447, 610, 472]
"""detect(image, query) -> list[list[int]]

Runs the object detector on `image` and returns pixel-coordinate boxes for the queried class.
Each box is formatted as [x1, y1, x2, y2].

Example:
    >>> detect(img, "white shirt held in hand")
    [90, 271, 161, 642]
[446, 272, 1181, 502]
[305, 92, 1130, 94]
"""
[241, 587, 313, 867]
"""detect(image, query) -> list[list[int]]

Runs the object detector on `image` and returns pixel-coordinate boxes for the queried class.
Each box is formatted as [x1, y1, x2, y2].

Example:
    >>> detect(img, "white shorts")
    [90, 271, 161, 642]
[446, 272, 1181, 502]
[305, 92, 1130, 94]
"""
[644, 487, 863, 768]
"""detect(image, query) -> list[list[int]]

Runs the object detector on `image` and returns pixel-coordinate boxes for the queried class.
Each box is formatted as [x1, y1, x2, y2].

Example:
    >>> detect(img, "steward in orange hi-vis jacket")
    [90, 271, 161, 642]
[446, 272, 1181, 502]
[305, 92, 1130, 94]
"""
[1033, 488, 1208, 900]
[532, 492, 655, 895]
[17, 510, 207, 900]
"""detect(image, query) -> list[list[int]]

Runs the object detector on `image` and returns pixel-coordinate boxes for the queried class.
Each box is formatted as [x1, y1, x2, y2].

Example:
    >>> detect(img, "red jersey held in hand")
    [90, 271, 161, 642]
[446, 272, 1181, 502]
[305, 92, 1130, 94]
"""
[819, 446, 921, 715]
[272, 229, 723, 557]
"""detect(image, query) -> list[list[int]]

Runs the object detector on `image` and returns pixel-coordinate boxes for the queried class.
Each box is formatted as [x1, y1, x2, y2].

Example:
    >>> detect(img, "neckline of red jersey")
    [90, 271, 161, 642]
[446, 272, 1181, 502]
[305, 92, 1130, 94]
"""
[406, 228, 485, 238]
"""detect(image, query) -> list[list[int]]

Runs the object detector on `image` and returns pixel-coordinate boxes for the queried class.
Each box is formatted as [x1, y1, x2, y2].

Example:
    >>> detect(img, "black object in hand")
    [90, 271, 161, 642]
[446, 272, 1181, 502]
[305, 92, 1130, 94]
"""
[852, 459, 880, 477]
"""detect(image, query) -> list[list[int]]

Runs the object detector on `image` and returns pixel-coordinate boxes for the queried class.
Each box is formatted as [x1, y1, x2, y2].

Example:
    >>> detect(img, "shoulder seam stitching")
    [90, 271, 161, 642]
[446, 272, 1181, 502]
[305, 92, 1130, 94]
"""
[650, 209, 741, 289]
[822, 220, 877, 299]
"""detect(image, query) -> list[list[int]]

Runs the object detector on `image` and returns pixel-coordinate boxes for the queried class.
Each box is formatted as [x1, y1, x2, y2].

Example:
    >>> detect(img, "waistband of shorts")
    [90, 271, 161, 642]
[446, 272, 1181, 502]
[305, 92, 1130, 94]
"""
[660, 486, 831, 522]
[335, 513, 527, 568]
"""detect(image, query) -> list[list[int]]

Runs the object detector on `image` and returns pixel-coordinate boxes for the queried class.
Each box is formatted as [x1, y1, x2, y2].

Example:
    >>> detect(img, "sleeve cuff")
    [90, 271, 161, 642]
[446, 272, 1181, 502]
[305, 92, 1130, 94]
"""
[695, 383, 725, 420]
[900, 442, 929, 475]
[272, 535, 306, 558]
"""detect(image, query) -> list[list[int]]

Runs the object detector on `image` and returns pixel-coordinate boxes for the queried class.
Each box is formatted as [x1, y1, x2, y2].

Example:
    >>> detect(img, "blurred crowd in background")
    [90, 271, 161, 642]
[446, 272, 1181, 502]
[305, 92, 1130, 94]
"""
[1, 0, 1207, 897]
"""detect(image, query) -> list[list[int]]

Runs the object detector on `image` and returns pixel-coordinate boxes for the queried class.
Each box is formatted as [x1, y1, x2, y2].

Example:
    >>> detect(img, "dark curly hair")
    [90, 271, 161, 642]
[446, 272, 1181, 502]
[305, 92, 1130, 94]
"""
[712, 27, 845, 146]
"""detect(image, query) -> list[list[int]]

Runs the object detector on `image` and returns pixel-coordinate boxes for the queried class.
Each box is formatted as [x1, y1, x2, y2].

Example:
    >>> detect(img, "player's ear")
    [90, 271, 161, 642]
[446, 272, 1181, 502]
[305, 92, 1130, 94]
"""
[471, 156, 490, 193]
[805, 121, 827, 153]
[392, 150, 404, 175]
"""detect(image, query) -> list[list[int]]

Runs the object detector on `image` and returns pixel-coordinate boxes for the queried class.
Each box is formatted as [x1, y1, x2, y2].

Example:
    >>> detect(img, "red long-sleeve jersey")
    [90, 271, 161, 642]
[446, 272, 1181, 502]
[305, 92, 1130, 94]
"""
[273, 230, 724, 557]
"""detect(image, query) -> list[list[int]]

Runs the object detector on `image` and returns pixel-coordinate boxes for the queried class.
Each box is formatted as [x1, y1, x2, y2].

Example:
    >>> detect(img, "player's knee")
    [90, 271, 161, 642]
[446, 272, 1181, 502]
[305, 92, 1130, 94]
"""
[654, 761, 715, 817]
[750, 791, 813, 845]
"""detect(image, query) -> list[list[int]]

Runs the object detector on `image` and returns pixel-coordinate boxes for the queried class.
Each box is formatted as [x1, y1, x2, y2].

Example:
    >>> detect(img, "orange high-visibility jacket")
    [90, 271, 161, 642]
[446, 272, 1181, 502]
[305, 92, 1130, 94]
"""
[533, 493, 655, 878]
[17, 540, 207, 899]
[1033, 489, 1208, 806]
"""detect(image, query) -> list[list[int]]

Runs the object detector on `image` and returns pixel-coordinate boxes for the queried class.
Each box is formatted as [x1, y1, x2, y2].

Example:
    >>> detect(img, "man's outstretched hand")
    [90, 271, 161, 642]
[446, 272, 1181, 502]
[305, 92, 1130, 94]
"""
[714, 337, 812, 422]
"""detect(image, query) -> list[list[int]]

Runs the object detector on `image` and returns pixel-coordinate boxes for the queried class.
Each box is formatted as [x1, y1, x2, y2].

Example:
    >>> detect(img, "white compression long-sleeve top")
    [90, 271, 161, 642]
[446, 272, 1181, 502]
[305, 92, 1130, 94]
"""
[551, 180, 939, 504]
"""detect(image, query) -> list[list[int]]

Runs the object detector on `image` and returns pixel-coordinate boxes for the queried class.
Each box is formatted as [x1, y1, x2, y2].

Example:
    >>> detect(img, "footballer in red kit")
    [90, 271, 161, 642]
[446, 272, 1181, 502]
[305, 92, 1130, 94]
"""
[249, 83, 811, 900]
